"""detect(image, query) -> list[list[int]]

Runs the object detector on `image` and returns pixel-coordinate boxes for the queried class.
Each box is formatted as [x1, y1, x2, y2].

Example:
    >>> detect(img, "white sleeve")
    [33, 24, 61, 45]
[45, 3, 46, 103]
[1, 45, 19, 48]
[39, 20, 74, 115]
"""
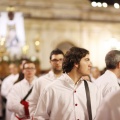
[29, 79, 40, 116]
[1, 78, 12, 98]
[33, 89, 51, 120]
[7, 85, 25, 117]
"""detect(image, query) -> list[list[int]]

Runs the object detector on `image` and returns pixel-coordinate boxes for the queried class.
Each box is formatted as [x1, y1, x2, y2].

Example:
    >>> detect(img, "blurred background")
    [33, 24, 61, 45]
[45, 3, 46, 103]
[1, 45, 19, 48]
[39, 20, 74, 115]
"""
[0, 0, 120, 78]
[0, 0, 120, 119]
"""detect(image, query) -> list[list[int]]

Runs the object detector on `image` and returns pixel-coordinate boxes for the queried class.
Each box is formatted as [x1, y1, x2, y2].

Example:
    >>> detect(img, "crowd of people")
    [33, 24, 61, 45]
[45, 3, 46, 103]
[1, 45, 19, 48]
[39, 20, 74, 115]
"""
[0, 47, 120, 120]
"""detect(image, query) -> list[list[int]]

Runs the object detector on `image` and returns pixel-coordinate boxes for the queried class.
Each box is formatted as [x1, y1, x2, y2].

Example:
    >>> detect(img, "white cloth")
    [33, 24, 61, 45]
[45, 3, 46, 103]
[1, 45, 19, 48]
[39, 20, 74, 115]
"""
[1, 74, 19, 98]
[95, 89, 120, 120]
[33, 74, 102, 120]
[7, 77, 37, 120]
[90, 76, 96, 82]
[1, 74, 19, 120]
[94, 70, 120, 97]
[29, 71, 63, 116]
[118, 78, 120, 86]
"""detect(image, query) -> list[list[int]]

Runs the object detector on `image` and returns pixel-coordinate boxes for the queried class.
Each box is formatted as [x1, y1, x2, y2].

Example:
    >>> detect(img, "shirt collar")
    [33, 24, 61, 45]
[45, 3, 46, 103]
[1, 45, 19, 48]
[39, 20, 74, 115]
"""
[23, 76, 37, 86]
[64, 73, 82, 85]
[48, 70, 63, 80]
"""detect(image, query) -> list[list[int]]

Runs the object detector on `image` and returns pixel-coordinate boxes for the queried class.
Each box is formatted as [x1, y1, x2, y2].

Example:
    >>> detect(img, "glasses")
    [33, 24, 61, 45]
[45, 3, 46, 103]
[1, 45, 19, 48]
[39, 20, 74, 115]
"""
[24, 67, 35, 70]
[51, 59, 63, 63]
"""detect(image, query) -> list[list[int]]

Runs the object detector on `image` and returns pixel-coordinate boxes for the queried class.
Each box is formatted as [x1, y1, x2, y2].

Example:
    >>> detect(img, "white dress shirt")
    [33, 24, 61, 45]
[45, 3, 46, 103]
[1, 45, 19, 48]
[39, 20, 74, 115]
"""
[33, 74, 102, 120]
[95, 89, 120, 120]
[7, 77, 37, 120]
[94, 70, 119, 97]
[29, 70, 64, 116]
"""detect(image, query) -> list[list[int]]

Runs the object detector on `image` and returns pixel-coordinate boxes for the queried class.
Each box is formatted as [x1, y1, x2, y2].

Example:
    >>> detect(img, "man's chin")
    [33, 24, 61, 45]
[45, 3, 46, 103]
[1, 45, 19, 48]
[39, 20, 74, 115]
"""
[54, 69, 62, 73]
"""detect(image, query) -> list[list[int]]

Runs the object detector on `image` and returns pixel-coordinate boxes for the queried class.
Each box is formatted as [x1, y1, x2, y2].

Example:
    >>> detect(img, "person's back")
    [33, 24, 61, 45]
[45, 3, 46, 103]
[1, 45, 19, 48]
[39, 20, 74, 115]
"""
[95, 70, 119, 97]
[95, 50, 120, 97]
[95, 89, 120, 120]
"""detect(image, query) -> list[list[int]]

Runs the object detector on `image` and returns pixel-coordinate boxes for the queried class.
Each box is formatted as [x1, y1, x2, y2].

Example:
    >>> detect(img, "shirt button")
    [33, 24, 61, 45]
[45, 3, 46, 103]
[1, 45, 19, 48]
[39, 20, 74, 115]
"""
[75, 104, 78, 106]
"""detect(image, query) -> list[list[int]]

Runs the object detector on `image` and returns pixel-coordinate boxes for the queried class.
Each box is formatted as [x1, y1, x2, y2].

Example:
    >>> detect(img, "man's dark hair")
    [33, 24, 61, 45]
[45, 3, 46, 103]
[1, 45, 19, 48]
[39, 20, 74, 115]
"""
[105, 50, 120, 69]
[62, 47, 89, 73]
[49, 48, 64, 60]
[23, 61, 35, 69]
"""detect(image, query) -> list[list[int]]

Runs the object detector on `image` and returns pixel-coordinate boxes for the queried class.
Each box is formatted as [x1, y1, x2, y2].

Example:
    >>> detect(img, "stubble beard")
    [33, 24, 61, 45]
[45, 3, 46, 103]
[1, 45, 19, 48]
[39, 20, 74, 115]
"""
[53, 68, 63, 74]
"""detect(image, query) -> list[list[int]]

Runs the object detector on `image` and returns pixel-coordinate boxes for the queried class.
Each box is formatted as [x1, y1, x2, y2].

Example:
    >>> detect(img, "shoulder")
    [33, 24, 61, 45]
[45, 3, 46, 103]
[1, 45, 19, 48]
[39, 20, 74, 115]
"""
[104, 90, 120, 109]
[13, 79, 25, 88]
[44, 78, 64, 93]
[34, 75, 52, 87]
[37, 73, 51, 81]
[2, 75, 12, 82]
[87, 81, 99, 91]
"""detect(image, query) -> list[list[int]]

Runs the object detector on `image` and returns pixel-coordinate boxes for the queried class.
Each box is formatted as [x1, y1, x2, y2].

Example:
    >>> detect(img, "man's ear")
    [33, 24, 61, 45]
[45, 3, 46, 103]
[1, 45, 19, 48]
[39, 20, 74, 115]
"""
[118, 62, 120, 68]
[74, 63, 78, 68]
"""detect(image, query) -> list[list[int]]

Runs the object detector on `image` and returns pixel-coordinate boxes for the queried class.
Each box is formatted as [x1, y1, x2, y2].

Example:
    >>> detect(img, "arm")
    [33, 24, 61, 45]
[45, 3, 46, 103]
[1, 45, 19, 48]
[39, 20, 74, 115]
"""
[29, 76, 49, 116]
[29, 79, 40, 116]
[7, 85, 25, 117]
[33, 88, 52, 120]
[1, 78, 14, 98]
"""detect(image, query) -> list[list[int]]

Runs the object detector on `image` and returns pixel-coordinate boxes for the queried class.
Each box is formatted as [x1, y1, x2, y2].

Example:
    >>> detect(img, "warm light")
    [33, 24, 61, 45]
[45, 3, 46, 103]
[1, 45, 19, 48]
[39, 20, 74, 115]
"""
[31, 56, 37, 62]
[91, 2, 97, 7]
[97, 2, 102, 7]
[107, 38, 120, 50]
[6, 6, 15, 11]
[22, 45, 29, 54]
[114, 3, 119, 9]
[102, 2, 108, 8]
[3, 56, 9, 61]
[0, 36, 5, 46]
[35, 41, 40, 46]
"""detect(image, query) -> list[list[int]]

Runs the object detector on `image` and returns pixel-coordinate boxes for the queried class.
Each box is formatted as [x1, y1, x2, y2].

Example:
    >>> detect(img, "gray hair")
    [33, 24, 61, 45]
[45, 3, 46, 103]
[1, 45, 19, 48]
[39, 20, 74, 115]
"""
[105, 50, 120, 69]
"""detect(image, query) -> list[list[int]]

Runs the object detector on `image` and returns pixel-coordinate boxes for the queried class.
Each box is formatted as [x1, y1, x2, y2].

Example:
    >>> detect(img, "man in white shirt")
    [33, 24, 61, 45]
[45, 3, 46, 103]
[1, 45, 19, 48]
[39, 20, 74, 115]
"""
[1, 63, 19, 120]
[95, 50, 120, 97]
[33, 47, 102, 120]
[95, 89, 120, 120]
[7, 61, 37, 120]
[29, 49, 64, 116]
[1, 63, 19, 99]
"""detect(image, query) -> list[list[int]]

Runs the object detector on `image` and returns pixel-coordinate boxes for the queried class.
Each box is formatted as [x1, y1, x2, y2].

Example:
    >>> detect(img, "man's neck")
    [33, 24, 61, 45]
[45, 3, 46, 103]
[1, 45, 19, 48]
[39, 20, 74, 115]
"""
[13, 73, 18, 75]
[54, 72, 63, 78]
[67, 70, 81, 84]
[25, 77, 34, 84]
[53, 70, 63, 78]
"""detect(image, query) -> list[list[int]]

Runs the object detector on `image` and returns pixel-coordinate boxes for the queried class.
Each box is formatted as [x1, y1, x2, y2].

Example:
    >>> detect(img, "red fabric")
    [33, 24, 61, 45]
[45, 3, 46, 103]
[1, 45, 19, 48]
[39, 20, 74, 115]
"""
[15, 115, 22, 120]
[20, 100, 30, 118]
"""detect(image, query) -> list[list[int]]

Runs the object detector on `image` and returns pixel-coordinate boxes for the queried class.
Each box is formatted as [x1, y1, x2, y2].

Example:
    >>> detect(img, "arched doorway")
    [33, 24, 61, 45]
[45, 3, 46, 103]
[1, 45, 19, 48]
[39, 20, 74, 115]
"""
[56, 42, 75, 54]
